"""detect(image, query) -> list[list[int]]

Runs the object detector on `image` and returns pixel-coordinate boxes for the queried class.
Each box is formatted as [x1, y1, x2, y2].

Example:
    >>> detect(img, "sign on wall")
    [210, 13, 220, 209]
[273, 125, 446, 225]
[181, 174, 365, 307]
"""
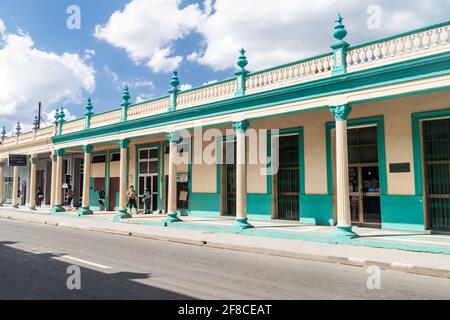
[8, 154, 28, 167]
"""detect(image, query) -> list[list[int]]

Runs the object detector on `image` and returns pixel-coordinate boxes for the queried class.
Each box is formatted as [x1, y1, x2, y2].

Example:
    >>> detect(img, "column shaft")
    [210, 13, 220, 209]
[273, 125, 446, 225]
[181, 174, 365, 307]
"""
[231, 120, 253, 230]
[336, 120, 351, 227]
[12, 166, 19, 208]
[235, 130, 247, 220]
[113, 139, 131, 221]
[163, 132, 181, 223]
[79, 146, 93, 216]
[51, 150, 65, 213]
[29, 156, 37, 209]
[330, 104, 357, 239]
[50, 155, 57, 208]
[167, 140, 177, 215]
[119, 146, 128, 212]
[0, 162, 4, 206]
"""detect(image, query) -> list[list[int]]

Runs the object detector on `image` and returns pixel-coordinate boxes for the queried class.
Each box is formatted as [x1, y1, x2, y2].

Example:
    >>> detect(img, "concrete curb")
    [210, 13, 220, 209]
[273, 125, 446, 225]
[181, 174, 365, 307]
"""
[1, 213, 450, 279]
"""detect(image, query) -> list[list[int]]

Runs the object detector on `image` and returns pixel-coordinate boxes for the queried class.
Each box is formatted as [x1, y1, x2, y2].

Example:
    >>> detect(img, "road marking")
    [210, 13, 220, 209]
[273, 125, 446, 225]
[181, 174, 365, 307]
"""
[58, 255, 112, 270]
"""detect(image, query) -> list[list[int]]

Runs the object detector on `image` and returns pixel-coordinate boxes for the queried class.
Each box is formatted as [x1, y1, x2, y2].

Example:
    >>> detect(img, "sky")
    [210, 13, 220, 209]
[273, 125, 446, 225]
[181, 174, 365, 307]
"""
[0, 0, 449, 132]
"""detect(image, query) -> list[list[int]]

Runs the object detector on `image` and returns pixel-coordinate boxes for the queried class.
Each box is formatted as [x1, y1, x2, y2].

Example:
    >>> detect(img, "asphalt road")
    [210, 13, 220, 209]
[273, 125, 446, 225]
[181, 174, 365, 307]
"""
[0, 219, 449, 300]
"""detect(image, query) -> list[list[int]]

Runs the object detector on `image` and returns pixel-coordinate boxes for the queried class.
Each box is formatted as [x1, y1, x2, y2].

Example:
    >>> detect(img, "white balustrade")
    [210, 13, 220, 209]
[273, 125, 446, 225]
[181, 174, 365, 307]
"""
[127, 97, 170, 120]
[245, 55, 333, 94]
[89, 110, 122, 128]
[176, 80, 236, 109]
[347, 25, 450, 71]
[61, 119, 84, 134]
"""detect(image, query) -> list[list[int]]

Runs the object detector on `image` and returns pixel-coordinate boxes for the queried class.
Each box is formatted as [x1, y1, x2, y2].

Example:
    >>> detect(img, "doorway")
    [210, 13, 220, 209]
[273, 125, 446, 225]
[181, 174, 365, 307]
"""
[347, 126, 381, 226]
[275, 134, 300, 221]
[109, 177, 120, 211]
[222, 140, 236, 217]
[423, 118, 450, 232]
[138, 147, 159, 212]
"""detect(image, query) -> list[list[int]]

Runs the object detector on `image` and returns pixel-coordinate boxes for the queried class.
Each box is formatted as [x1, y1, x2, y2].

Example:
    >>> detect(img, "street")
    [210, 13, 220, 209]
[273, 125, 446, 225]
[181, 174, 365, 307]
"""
[0, 219, 449, 300]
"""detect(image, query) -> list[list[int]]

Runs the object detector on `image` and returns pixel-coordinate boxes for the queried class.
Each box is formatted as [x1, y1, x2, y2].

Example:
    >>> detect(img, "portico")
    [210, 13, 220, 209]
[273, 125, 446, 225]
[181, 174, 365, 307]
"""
[1, 16, 450, 235]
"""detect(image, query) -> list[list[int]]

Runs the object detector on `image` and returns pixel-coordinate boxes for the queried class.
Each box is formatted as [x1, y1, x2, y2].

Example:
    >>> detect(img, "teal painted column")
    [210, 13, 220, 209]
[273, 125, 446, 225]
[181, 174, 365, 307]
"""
[78, 144, 94, 216]
[163, 132, 182, 223]
[113, 139, 132, 221]
[84, 98, 94, 130]
[51, 149, 66, 214]
[331, 14, 349, 76]
[235, 48, 249, 97]
[330, 105, 357, 239]
[168, 70, 180, 112]
[120, 86, 131, 122]
[231, 120, 254, 230]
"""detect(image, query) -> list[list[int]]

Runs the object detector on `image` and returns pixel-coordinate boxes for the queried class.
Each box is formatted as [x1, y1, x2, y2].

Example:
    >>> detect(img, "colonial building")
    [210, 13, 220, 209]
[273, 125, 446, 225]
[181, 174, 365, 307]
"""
[1, 16, 449, 235]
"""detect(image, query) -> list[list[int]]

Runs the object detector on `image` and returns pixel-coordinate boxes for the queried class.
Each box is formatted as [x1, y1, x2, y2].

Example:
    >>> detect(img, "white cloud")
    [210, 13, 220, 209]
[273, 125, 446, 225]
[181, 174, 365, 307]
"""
[95, 0, 203, 73]
[135, 93, 154, 103]
[95, 0, 450, 74]
[84, 48, 96, 60]
[194, 0, 450, 71]
[0, 19, 5, 39]
[0, 20, 95, 131]
[179, 83, 192, 91]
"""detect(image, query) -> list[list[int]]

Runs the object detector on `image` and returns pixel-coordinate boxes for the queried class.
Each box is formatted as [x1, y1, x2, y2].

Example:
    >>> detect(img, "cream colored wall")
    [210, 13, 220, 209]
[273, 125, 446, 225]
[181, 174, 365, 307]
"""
[91, 163, 105, 178]
[110, 161, 120, 178]
[191, 133, 218, 193]
[246, 130, 267, 194]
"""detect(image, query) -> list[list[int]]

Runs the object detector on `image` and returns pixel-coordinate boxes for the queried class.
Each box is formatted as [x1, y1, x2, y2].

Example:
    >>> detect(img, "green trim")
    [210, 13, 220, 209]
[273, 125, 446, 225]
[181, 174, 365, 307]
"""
[380, 195, 425, 231]
[53, 52, 450, 145]
[326, 116, 388, 196]
[300, 195, 333, 225]
[247, 193, 271, 217]
[412, 108, 450, 196]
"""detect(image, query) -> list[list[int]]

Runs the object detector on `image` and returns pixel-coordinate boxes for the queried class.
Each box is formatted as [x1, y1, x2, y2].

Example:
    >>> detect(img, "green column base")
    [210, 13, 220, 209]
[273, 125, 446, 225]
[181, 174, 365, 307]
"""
[333, 226, 358, 241]
[78, 207, 93, 216]
[163, 212, 182, 224]
[113, 209, 132, 222]
[231, 218, 254, 231]
[51, 205, 66, 214]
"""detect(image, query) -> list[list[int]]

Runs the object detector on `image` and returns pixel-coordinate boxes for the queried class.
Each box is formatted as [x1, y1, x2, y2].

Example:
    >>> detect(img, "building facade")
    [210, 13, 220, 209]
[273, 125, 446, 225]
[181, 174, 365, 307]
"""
[1, 16, 449, 234]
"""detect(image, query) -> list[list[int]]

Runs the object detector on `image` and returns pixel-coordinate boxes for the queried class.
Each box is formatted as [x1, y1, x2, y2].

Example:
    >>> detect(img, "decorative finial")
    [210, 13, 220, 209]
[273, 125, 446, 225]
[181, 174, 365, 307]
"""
[1, 126, 6, 140]
[333, 13, 347, 42]
[121, 86, 131, 108]
[170, 70, 180, 93]
[58, 107, 66, 123]
[33, 115, 39, 130]
[15, 121, 21, 135]
[85, 98, 94, 116]
[236, 48, 249, 74]
[54, 109, 60, 123]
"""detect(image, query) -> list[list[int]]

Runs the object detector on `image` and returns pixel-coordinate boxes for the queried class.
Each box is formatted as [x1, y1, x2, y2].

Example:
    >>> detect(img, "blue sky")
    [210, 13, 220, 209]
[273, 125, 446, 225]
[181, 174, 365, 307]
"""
[0, 0, 449, 131]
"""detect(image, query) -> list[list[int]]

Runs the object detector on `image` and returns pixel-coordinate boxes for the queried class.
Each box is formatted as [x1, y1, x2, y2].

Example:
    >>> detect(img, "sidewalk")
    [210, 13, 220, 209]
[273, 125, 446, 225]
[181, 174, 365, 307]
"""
[0, 207, 450, 279]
